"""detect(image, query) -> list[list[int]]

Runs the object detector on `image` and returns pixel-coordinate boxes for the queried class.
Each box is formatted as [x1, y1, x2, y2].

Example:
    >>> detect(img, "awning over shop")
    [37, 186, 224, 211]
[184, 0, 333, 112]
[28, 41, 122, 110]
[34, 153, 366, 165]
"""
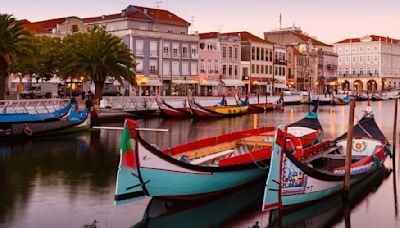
[256, 82, 271, 86]
[172, 79, 199, 84]
[200, 80, 219, 86]
[222, 79, 245, 87]
[139, 79, 162, 86]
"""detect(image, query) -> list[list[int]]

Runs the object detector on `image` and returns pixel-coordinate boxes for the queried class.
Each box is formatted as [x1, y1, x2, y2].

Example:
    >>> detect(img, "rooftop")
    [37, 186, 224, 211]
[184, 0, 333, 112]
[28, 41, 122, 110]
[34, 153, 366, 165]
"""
[18, 19, 49, 33]
[336, 35, 399, 44]
[221, 31, 274, 44]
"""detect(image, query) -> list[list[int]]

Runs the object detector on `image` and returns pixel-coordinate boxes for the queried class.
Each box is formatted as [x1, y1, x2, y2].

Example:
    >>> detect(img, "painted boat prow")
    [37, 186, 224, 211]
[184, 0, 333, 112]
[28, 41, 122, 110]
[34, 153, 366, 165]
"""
[115, 119, 146, 205]
[262, 125, 285, 211]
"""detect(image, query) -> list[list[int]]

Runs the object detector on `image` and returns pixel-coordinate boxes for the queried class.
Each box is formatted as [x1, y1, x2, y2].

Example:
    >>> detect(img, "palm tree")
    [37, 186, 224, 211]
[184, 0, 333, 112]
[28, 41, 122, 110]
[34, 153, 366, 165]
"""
[0, 14, 31, 100]
[66, 26, 135, 100]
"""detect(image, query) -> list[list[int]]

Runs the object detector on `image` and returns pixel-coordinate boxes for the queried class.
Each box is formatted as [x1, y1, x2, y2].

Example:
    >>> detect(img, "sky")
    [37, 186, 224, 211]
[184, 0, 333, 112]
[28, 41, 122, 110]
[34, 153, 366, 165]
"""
[2, 0, 400, 44]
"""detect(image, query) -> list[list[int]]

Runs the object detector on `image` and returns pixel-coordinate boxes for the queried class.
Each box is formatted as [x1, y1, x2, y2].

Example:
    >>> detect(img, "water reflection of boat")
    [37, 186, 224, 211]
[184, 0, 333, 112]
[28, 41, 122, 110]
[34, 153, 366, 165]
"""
[249, 103, 283, 113]
[132, 180, 265, 228]
[268, 167, 391, 227]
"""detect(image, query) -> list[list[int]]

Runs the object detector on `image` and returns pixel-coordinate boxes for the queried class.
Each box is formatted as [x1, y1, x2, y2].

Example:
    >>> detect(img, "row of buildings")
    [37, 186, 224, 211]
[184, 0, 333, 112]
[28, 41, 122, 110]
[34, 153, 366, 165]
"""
[15, 5, 400, 96]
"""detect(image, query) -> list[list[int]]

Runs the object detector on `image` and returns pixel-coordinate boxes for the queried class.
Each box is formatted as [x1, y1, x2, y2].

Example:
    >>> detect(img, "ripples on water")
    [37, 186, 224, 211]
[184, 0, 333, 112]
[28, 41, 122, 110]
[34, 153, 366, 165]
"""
[0, 101, 399, 227]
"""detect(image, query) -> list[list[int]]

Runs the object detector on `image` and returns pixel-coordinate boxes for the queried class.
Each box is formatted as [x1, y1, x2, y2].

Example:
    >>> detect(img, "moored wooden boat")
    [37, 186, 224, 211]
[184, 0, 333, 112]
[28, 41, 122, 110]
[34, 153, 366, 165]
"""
[0, 100, 72, 125]
[262, 104, 390, 211]
[188, 100, 248, 118]
[249, 103, 284, 113]
[0, 105, 91, 141]
[156, 97, 192, 118]
[115, 119, 275, 204]
[114, 108, 323, 205]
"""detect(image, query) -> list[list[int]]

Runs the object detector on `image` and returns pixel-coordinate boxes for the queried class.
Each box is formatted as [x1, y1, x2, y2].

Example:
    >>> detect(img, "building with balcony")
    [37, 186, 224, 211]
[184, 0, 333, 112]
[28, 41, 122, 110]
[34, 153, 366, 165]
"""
[273, 45, 287, 93]
[334, 35, 400, 92]
[222, 32, 274, 95]
[264, 26, 337, 93]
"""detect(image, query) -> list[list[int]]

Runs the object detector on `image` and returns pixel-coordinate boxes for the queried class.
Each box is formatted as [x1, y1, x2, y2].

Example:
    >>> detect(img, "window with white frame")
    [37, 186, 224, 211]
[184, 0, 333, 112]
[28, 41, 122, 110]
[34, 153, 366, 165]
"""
[182, 45, 189, 58]
[191, 62, 197, 75]
[163, 43, 170, 57]
[352, 68, 356, 75]
[367, 46, 371, 52]
[150, 41, 158, 57]
[163, 61, 170, 76]
[359, 47, 363, 53]
[359, 56, 363, 64]
[367, 68, 371, 75]
[352, 47, 356, 53]
[367, 56, 371, 63]
[172, 61, 180, 75]
[229, 47, 233, 59]
[172, 43, 179, 58]
[234, 65, 238, 76]
[208, 60, 212, 73]
[200, 59, 205, 73]
[338, 57, 342, 64]
[346, 57, 349, 64]
[352, 56, 356, 63]
[374, 46, 378, 52]
[345, 47, 349, 54]
[214, 60, 219, 73]
[338, 48, 342, 54]
[374, 56, 378, 64]
[191, 46, 197, 58]
[182, 62, 189, 75]
[149, 60, 157, 74]
[223, 65, 227, 75]
[229, 65, 233, 76]
[135, 59, 143, 74]
[136, 40, 144, 55]
[222, 46, 227, 60]
[234, 47, 239, 61]
[359, 68, 363, 75]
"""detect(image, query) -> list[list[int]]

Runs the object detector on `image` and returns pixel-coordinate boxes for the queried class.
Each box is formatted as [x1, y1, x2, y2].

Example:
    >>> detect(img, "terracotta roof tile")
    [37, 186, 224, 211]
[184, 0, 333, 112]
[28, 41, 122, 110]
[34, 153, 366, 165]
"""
[83, 5, 190, 26]
[18, 19, 48, 33]
[336, 35, 399, 44]
[291, 32, 331, 47]
[34, 18, 66, 30]
[199, 32, 219, 39]
[221, 31, 274, 44]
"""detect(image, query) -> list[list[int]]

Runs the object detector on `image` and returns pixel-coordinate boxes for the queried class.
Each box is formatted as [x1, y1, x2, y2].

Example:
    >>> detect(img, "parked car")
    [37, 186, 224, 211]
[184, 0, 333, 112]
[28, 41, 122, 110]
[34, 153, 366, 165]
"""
[283, 88, 300, 96]
[20, 83, 58, 99]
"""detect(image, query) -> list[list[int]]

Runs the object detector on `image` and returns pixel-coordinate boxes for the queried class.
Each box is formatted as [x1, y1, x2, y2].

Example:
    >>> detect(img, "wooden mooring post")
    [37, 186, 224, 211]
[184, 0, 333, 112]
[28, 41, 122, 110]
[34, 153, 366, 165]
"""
[344, 100, 356, 191]
[393, 98, 398, 156]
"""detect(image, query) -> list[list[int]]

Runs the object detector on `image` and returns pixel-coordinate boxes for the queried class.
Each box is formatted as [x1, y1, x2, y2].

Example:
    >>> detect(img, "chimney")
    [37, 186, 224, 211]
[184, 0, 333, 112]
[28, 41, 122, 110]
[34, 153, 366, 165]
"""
[121, 10, 126, 17]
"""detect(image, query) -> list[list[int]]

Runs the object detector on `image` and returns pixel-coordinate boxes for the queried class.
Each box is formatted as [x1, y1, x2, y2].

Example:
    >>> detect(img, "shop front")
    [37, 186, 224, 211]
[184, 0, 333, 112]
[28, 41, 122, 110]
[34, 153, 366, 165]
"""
[199, 79, 219, 96]
[221, 79, 245, 96]
[135, 76, 162, 96]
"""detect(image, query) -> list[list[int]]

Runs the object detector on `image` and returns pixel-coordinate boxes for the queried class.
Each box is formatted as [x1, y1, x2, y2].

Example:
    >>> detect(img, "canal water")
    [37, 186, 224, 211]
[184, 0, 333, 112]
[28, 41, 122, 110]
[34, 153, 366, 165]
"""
[0, 101, 399, 227]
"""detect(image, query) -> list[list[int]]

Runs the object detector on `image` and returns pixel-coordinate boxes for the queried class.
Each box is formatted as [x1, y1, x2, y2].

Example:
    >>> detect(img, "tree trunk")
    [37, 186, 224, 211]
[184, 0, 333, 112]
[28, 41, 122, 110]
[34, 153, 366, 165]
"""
[94, 80, 105, 100]
[0, 65, 8, 100]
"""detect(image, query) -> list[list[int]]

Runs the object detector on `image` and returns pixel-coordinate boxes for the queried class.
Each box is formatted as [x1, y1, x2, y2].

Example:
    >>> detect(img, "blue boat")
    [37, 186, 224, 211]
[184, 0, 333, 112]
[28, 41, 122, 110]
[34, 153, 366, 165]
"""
[0, 100, 72, 124]
[262, 104, 390, 210]
[0, 104, 91, 140]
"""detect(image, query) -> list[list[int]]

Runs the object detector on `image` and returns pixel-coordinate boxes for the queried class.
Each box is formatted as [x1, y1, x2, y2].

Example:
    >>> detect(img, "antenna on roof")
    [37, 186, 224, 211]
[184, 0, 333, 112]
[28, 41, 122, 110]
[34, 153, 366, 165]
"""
[218, 25, 222, 33]
[190, 16, 195, 34]
[279, 13, 282, 30]
[155, 1, 162, 8]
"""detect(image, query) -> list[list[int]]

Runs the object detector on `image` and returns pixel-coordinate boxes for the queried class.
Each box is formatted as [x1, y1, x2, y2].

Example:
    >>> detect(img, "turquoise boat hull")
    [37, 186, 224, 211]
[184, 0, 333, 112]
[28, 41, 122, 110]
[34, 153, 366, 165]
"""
[115, 119, 270, 205]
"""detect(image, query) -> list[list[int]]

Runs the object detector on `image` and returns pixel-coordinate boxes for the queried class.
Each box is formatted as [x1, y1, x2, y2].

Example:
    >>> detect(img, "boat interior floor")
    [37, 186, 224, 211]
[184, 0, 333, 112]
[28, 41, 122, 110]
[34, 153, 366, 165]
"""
[173, 134, 274, 167]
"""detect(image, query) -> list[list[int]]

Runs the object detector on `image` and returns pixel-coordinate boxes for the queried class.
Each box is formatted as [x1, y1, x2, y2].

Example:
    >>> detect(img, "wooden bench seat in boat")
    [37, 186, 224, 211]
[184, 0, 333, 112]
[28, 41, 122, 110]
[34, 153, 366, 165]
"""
[302, 145, 342, 163]
[190, 149, 235, 165]
[219, 147, 272, 167]
[171, 141, 236, 160]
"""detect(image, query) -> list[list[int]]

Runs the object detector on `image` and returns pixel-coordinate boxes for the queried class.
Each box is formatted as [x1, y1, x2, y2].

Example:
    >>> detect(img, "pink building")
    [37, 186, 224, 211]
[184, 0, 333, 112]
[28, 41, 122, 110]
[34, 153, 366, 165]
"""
[199, 32, 243, 96]
[199, 32, 221, 96]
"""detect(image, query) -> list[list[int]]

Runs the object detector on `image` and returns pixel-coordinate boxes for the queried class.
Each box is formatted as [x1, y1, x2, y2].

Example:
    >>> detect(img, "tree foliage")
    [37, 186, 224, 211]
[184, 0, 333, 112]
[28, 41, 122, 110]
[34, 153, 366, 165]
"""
[0, 14, 31, 99]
